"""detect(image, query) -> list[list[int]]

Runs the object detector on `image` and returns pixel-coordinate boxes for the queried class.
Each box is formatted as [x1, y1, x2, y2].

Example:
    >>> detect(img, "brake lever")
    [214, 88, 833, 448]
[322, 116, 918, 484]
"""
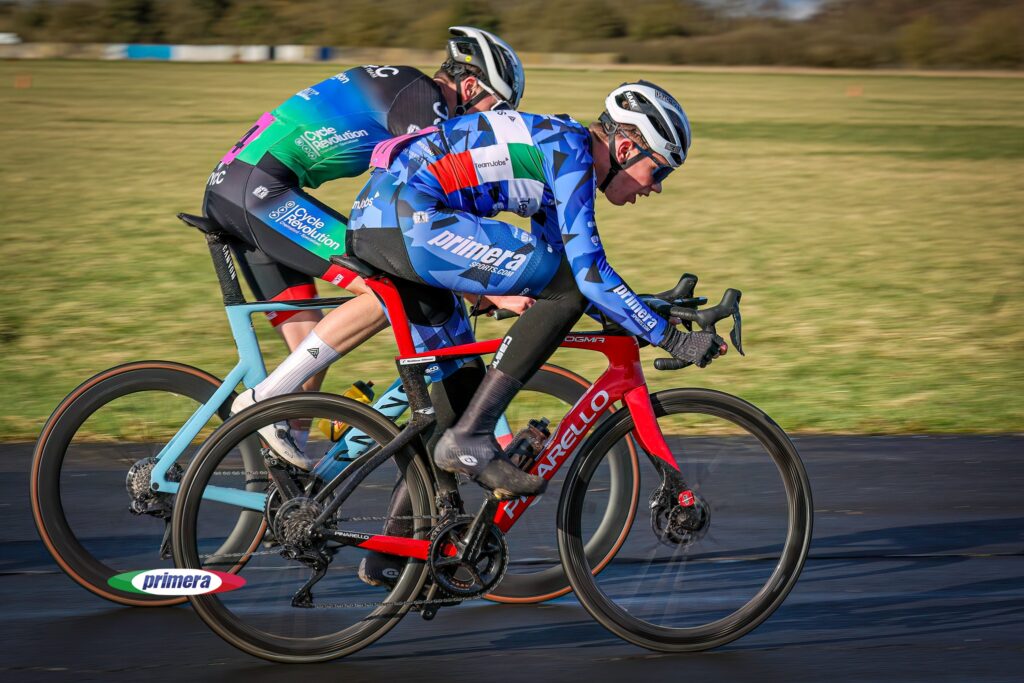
[670, 289, 743, 351]
[730, 302, 744, 356]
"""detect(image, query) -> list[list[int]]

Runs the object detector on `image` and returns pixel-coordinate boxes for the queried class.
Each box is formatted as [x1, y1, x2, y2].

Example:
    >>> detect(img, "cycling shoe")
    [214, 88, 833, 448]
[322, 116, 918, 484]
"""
[231, 390, 318, 470]
[434, 430, 547, 500]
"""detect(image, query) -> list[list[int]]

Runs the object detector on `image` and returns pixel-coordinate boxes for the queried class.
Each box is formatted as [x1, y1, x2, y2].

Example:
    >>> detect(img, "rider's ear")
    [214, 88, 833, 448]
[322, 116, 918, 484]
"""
[461, 76, 479, 101]
[615, 137, 633, 165]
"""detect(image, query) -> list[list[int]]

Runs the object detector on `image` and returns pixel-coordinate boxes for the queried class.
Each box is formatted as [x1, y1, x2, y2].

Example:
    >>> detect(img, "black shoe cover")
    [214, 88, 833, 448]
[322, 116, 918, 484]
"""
[435, 430, 547, 500]
[358, 552, 405, 588]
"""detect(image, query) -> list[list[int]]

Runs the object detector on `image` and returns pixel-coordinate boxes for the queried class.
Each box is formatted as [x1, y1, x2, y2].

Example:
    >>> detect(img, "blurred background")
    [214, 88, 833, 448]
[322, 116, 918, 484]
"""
[0, 0, 1021, 439]
[3, 0, 1023, 68]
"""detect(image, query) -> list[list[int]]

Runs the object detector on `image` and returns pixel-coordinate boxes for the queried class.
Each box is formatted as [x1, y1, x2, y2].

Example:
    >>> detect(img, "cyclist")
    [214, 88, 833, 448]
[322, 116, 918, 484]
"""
[199, 27, 530, 450]
[347, 81, 725, 499]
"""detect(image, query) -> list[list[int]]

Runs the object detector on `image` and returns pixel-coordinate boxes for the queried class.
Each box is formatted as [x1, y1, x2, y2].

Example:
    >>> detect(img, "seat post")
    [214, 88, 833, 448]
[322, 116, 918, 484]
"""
[205, 232, 246, 306]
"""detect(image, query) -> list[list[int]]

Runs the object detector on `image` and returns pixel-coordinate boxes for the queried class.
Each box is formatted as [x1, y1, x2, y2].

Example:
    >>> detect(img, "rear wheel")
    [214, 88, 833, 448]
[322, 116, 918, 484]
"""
[173, 393, 433, 663]
[558, 388, 813, 651]
[30, 361, 265, 606]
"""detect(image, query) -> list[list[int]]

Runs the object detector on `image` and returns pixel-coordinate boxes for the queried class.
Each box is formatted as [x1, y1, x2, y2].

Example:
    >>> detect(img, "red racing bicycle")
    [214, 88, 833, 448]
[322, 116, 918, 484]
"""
[172, 254, 813, 663]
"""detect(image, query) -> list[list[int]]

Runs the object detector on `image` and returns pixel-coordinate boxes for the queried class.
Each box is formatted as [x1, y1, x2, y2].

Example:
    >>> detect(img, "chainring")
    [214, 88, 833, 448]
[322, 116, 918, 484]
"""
[427, 518, 508, 599]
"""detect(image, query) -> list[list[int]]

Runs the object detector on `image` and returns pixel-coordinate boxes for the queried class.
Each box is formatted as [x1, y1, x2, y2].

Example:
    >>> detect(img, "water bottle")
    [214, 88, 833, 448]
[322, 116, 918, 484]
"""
[505, 418, 551, 470]
[316, 380, 375, 441]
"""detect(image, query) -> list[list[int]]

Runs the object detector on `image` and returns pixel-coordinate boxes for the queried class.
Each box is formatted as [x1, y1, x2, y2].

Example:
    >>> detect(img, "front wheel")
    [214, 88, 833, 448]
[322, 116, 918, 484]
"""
[557, 388, 813, 651]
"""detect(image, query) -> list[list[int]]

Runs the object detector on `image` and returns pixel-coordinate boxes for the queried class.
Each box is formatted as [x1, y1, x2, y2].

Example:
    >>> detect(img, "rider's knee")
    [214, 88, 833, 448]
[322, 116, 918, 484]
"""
[345, 276, 370, 295]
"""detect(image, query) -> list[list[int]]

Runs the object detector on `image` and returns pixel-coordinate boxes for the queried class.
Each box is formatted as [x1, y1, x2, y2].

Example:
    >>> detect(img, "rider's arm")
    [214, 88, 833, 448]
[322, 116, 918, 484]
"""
[531, 208, 603, 326]
[541, 124, 669, 345]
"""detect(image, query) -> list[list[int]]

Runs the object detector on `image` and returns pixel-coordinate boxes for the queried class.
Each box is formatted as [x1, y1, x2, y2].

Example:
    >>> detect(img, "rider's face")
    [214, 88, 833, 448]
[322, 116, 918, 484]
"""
[603, 139, 668, 207]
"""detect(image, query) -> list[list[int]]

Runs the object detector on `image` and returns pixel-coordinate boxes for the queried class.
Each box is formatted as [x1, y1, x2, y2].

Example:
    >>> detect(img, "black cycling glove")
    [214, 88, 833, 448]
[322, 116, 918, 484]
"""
[658, 327, 725, 368]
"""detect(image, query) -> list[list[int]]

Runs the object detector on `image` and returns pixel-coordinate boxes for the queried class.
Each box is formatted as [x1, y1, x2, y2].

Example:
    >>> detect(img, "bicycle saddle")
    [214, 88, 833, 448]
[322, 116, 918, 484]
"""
[177, 212, 221, 235]
[330, 254, 382, 279]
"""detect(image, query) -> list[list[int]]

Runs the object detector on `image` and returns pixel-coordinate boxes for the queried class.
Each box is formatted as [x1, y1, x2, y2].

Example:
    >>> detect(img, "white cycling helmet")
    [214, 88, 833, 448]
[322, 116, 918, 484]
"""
[446, 26, 526, 110]
[598, 81, 691, 189]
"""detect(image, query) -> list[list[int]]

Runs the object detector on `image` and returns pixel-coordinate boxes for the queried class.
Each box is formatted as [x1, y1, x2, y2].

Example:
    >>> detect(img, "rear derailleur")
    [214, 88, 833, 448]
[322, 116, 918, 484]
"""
[273, 494, 333, 608]
[125, 457, 182, 559]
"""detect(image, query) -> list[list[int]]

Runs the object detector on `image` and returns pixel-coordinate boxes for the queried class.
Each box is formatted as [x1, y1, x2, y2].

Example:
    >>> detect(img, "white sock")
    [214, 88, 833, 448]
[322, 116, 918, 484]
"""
[253, 331, 341, 401]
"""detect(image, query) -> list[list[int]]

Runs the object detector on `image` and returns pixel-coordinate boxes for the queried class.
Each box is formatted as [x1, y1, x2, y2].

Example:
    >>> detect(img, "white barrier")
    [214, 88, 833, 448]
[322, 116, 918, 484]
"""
[238, 45, 272, 62]
[174, 45, 236, 62]
[273, 45, 311, 63]
[0, 42, 619, 66]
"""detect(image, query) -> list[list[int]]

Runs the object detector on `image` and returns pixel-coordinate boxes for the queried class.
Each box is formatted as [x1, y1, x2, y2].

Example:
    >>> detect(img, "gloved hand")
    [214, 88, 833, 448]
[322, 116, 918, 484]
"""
[658, 327, 725, 368]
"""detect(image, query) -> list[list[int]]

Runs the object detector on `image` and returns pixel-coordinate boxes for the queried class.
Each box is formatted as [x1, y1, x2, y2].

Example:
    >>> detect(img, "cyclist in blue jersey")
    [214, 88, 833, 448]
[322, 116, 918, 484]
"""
[198, 27, 531, 463]
[347, 82, 724, 498]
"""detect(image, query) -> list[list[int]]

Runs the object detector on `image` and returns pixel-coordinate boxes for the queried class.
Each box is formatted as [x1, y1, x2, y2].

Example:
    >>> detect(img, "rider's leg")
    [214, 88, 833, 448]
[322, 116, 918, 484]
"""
[248, 290, 387, 402]
[229, 241, 330, 391]
[276, 313, 325, 392]
[432, 259, 587, 496]
[219, 159, 396, 467]
[347, 198, 577, 496]
[359, 354, 487, 587]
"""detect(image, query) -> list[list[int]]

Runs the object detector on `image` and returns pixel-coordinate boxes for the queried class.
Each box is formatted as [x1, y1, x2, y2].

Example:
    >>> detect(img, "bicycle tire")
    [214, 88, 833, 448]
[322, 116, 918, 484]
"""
[173, 393, 434, 663]
[557, 388, 813, 651]
[487, 363, 640, 603]
[30, 361, 265, 607]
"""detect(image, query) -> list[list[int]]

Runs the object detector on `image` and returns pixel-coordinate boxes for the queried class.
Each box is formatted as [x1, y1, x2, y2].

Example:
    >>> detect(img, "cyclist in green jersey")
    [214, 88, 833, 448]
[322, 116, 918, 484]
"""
[199, 27, 531, 459]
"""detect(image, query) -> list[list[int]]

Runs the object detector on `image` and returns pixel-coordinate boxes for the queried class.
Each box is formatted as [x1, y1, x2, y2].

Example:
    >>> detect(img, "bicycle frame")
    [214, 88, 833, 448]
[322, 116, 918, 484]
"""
[143, 297, 516, 511]
[144, 230, 515, 510]
[309, 274, 679, 560]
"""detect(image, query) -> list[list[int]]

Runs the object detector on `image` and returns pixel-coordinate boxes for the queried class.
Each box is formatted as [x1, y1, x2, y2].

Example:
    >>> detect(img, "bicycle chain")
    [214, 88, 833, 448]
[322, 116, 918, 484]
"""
[199, 467, 482, 609]
[194, 513, 482, 609]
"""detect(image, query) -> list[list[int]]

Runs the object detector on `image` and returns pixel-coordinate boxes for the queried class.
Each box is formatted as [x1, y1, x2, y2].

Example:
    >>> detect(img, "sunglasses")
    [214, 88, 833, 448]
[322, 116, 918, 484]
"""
[629, 142, 675, 184]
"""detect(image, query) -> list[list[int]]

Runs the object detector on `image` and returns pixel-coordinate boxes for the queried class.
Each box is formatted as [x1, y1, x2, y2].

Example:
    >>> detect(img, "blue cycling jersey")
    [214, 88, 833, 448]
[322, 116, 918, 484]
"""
[350, 109, 669, 346]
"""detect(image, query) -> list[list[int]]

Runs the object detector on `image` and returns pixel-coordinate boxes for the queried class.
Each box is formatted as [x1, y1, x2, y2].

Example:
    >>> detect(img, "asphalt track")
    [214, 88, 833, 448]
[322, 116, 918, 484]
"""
[2, 436, 1022, 682]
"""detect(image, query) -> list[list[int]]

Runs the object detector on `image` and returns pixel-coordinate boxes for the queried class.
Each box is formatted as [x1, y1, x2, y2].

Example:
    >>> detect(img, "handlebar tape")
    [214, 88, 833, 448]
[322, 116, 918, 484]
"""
[654, 358, 691, 371]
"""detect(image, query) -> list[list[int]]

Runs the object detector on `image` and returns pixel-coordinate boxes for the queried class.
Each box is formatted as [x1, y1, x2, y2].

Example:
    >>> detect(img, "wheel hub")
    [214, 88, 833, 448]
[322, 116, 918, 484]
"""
[273, 497, 324, 549]
[125, 457, 180, 517]
[651, 488, 710, 547]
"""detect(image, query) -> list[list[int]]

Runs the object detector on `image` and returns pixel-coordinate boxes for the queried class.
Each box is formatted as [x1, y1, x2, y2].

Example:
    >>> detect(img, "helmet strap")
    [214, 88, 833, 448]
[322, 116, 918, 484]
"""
[451, 69, 491, 116]
[599, 131, 623, 193]
[597, 113, 647, 192]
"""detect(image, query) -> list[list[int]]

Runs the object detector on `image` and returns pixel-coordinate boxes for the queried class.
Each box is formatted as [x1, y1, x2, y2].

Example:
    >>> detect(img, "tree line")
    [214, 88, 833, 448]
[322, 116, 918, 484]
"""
[2, 0, 1021, 68]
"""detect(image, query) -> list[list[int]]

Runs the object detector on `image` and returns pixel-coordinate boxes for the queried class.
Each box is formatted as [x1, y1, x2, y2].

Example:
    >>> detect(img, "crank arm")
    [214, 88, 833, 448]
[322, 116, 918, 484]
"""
[264, 451, 303, 499]
[461, 495, 500, 563]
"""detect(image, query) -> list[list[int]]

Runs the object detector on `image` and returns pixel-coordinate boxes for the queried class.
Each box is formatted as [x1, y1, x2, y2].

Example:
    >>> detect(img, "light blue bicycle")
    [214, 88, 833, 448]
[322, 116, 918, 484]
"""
[30, 214, 594, 607]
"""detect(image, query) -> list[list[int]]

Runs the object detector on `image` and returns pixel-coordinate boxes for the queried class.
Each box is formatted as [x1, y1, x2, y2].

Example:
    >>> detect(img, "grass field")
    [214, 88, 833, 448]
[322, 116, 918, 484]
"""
[1, 61, 1022, 439]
